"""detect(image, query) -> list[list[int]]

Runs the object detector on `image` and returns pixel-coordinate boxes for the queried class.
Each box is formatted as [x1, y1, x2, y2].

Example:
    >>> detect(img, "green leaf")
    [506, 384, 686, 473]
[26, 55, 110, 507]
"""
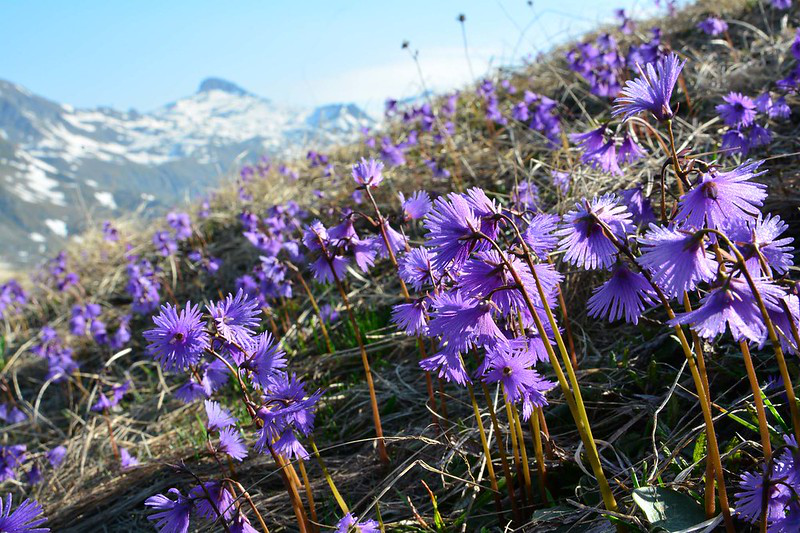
[632, 486, 707, 532]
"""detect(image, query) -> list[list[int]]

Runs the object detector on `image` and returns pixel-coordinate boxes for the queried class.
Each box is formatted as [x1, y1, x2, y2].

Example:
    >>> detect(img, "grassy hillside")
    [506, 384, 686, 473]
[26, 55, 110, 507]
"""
[1, 1, 799, 531]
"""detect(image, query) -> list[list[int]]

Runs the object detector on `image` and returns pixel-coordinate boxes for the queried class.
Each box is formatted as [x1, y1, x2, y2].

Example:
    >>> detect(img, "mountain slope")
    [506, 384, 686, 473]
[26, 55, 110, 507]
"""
[0, 78, 372, 267]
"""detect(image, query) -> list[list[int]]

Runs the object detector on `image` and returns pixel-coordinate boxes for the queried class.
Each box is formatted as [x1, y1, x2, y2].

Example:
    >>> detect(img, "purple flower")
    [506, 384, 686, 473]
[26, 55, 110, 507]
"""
[0, 494, 49, 533]
[716, 92, 757, 127]
[427, 291, 503, 352]
[399, 190, 432, 220]
[771, 0, 791, 9]
[669, 277, 784, 343]
[191, 481, 235, 521]
[570, 125, 607, 155]
[230, 513, 259, 533]
[0, 404, 26, 425]
[335, 513, 380, 533]
[166, 212, 192, 241]
[102, 221, 118, 242]
[557, 194, 633, 270]
[120, 447, 139, 470]
[483, 341, 554, 404]
[207, 290, 260, 351]
[587, 264, 656, 324]
[391, 299, 428, 336]
[613, 52, 685, 122]
[145, 488, 191, 533]
[352, 158, 385, 188]
[638, 225, 718, 297]
[218, 428, 248, 461]
[424, 193, 487, 272]
[617, 135, 646, 165]
[734, 467, 790, 524]
[153, 231, 177, 257]
[46, 446, 66, 469]
[143, 302, 210, 372]
[697, 16, 728, 36]
[770, 293, 799, 356]
[398, 247, 436, 290]
[674, 161, 767, 229]
[619, 187, 656, 226]
[243, 332, 287, 388]
[522, 213, 560, 260]
[550, 170, 570, 194]
[420, 345, 471, 385]
[0, 445, 25, 481]
[205, 400, 237, 431]
[727, 214, 794, 277]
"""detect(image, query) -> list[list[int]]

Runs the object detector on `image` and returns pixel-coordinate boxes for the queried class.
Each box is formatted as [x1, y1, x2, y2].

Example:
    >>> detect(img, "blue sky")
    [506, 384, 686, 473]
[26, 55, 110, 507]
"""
[0, 0, 669, 116]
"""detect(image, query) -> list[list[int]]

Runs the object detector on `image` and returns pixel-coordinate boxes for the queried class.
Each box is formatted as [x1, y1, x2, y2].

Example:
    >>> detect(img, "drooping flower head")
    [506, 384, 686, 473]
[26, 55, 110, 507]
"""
[399, 190, 432, 221]
[143, 302, 210, 372]
[698, 16, 728, 36]
[587, 264, 656, 324]
[398, 247, 437, 290]
[145, 488, 192, 533]
[637, 225, 718, 297]
[675, 161, 767, 229]
[335, 513, 380, 533]
[669, 277, 784, 344]
[0, 494, 49, 533]
[557, 194, 633, 270]
[613, 52, 685, 121]
[204, 400, 237, 431]
[483, 340, 554, 404]
[727, 213, 794, 277]
[424, 193, 488, 273]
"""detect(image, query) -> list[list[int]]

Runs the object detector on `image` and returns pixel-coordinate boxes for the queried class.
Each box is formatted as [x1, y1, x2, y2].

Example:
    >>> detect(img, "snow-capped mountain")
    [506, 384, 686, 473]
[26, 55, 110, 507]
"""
[0, 78, 372, 268]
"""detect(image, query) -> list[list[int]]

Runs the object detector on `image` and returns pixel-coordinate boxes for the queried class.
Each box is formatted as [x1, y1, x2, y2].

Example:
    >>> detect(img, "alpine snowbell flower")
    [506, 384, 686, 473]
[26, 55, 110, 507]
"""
[427, 291, 503, 352]
[638, 225, 718, 297]
[399, 190, 432, 220]
[727, 213, 794, 277]
[522, 213, 561, 260]
[483, 341, 554, 404]
[669, 277, 784, 344]
[612, 52, 685, 122]
[674, 161, 767, 229]
[207, 290, 261, 351]
[217, 428, 248, 461]
[0, 494, 49, 533]
[335, 513, 380, 533]
[145, 488, 192, 533]
[424, 193, 488, 272]
[352, 157, 385, 188]
[697, 16, 728, 36]
[557, 194, 633, 270]
[391, 299, 428, 336]
[204, 400, 237, 431]
[716, 92, 757, 127]
[587, 264, 656, 324]
[143, 302, 210, 372]
[398, 247, 436, 290]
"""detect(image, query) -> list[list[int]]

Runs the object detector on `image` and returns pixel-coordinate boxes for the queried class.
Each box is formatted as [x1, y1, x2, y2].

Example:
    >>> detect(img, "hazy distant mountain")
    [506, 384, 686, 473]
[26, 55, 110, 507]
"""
[0, 78, 372, 267]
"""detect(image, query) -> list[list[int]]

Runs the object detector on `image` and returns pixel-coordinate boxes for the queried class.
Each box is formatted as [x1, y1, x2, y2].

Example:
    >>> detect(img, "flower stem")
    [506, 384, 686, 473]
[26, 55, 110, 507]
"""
[529, 414, 548, 505]
[509, 399, 533, 508]
[297, 459, 319, 533]
[292, 266, 334, 354]
[363, 186, 440, 426]
[479, 381, 521, 522]
[466, 382, 504, 516]
[331, 272, 389, 465]
[309, 438, 349, 514]
[739, 340, 772, 461]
